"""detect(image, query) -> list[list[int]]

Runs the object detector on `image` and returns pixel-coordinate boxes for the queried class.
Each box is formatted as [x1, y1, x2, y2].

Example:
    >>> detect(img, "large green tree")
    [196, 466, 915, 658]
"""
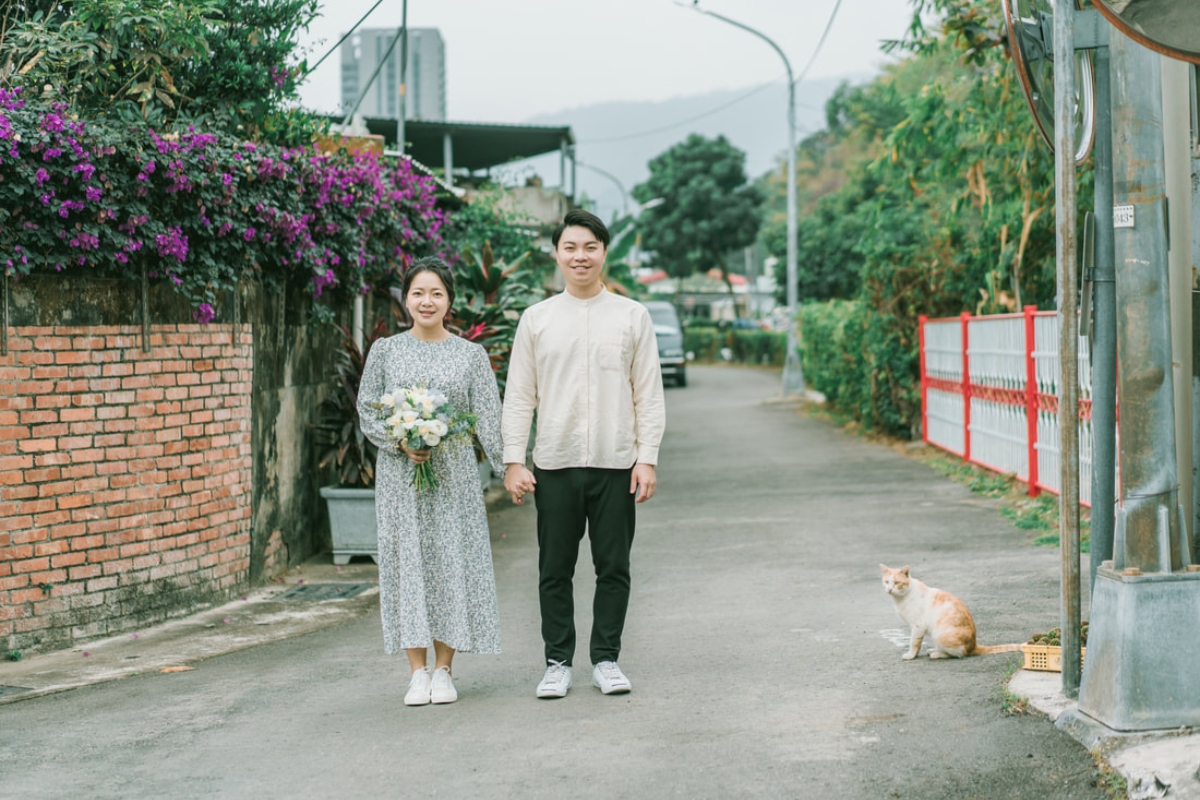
[632, 134, 763, 288]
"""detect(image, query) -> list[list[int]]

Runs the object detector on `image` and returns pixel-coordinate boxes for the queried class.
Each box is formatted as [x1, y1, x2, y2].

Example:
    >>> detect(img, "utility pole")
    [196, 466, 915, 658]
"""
[680, 3, 803, 396]
[1053, 0, 1082, 698]
[1077, 28, 1200, 732]
[396, 0, 409, 156]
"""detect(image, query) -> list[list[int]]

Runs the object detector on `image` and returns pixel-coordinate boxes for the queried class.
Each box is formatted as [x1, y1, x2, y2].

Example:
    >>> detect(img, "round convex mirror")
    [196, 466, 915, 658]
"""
[1093, 0, 1200, 64]
[1002, 0, 1097, 164]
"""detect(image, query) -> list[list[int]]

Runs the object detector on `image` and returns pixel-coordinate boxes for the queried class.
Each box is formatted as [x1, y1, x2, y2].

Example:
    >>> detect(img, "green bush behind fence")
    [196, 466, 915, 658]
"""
[683, 327, 788, 366]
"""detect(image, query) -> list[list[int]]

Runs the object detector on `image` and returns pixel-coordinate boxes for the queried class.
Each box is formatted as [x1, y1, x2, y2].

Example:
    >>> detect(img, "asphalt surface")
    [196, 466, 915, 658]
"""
[0, 365, 1111, 799]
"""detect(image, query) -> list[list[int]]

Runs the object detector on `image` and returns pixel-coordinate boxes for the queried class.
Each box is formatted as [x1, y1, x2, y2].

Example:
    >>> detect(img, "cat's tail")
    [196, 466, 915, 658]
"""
[971, 643, 1023, 656]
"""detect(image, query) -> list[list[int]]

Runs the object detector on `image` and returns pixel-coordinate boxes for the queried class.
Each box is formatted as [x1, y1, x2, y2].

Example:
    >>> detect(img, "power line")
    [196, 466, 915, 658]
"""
[305, 0, 388, 75]
[578, 77, 785, 144]
[794, 0, 843, 86]
[577, 1, 843, 146]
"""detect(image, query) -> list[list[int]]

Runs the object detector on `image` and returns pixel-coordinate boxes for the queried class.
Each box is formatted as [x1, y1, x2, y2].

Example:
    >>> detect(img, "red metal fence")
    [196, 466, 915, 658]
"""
[918, 306, 1102, 505]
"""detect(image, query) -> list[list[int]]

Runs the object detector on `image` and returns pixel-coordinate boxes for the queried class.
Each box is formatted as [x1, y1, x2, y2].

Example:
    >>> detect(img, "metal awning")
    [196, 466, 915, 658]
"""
[323, 115, 576, 199]
[354, 118, 574, 171]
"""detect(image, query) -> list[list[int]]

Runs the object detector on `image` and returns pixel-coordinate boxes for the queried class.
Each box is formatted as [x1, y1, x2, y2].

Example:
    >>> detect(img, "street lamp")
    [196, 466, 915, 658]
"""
[576, 160, 631, 217]
[677, 2, 803, 396]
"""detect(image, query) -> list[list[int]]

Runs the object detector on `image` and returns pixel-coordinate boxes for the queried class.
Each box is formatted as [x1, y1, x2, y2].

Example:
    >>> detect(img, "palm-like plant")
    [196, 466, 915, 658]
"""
[451, 242, 539, 392]
[314, 318, 390, 487]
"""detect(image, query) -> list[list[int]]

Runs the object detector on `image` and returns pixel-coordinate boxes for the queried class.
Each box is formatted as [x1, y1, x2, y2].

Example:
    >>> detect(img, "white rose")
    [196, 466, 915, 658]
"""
[424, 434, 441, 447]
[431, 420, 448, 437]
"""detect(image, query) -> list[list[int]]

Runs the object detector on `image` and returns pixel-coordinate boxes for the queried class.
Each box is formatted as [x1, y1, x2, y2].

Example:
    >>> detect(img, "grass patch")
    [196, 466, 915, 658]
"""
[999, 662, 1032, 716]
[798, 403, 1094, 548]
[913, 451, 1092, 549]
[1090, 749, 1128, 799]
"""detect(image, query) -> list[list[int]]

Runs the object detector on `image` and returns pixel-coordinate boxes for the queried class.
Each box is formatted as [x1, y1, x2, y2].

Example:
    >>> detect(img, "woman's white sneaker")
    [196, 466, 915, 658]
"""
[430, 666, 458, 704]
[404, 667, 432, 706]
[536, 660, 572, 698]
[592, 661, 631, 694]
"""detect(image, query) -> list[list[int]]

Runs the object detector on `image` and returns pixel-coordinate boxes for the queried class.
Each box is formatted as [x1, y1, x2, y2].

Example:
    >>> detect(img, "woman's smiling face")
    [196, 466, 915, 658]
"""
[406, 269, 451, 332]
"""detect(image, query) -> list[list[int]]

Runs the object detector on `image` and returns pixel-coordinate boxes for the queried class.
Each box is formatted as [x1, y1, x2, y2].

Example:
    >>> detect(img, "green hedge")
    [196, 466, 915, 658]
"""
[799, 299, 919, 438]
[683, 327, 788, 366]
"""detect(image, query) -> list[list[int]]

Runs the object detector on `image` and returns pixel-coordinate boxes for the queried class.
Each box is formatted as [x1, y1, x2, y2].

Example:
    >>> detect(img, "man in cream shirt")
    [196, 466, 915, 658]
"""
[502, 208, 666, 699]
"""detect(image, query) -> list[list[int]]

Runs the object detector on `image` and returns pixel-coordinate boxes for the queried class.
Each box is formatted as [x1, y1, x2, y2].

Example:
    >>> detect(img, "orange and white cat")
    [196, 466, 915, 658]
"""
[880, 564, 1021, 660]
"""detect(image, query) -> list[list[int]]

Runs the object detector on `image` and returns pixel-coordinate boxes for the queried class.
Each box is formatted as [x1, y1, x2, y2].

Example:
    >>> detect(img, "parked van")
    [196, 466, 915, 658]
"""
[641, 301, 687, 387]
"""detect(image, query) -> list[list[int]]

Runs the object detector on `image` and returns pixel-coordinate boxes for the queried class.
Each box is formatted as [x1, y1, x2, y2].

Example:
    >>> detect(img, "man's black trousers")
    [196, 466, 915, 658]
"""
[533, 466, 636, 666]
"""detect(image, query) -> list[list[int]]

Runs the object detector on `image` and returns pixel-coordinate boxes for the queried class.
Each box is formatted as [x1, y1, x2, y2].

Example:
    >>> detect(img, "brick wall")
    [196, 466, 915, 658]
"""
[0, 324, 253, 652]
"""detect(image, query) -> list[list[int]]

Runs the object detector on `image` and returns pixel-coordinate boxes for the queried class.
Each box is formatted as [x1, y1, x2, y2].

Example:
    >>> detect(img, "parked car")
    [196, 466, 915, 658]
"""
[641, 300, 687, 387]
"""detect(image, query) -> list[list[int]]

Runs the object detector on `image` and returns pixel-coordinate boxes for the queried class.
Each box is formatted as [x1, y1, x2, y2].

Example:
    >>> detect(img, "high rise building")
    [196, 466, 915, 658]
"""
[340, 27, 446, 121]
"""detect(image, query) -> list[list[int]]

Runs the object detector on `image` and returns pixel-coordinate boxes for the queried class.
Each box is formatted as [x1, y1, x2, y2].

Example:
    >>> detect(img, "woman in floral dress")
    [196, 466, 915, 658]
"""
[357, 257, 505, 706]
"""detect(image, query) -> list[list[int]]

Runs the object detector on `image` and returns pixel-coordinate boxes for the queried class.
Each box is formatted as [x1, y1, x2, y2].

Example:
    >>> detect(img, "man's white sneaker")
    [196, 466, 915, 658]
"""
[536, 660, 572, 698]
[404, 667, 432, 706]
[430, 666, 457, 704]
[592, 661, 632, 695]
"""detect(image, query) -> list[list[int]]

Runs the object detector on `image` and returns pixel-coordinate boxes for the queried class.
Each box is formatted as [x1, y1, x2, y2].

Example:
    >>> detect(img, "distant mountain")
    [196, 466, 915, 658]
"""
[509, 74, 871, 223]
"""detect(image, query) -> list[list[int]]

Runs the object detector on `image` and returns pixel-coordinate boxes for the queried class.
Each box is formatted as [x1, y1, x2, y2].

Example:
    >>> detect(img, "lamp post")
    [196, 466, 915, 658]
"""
[679, 2, 803, 395]
[577, 160, 631, 217]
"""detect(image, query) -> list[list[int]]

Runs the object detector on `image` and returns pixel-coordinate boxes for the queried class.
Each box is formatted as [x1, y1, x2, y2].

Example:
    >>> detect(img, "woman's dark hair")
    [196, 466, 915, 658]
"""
[552, 208, 610, 249]
[402, 256, 456, 309]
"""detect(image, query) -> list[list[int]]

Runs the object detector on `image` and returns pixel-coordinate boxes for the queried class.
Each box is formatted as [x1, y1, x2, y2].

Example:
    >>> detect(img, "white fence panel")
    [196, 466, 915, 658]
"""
[968, 316, 1028, 480]
[925, 320, 962, 382]
[928, 388, 965, 455]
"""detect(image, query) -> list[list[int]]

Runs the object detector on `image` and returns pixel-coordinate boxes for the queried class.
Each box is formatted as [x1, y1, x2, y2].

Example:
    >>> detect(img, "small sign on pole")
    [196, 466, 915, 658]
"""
[1113, 204, 1135, 228]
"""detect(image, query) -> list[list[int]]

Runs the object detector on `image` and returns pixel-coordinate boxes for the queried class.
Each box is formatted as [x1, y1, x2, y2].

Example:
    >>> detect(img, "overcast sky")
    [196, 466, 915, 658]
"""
[295, 0, 917, 123]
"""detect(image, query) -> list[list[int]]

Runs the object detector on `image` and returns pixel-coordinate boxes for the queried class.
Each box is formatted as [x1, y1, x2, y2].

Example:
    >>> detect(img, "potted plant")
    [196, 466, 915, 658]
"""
[315, 318, 391, 565]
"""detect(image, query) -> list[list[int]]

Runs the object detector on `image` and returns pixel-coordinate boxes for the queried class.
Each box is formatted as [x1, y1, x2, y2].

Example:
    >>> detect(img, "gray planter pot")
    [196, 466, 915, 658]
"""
[320, 486, 378, 565]
[320, 465, 494, 566]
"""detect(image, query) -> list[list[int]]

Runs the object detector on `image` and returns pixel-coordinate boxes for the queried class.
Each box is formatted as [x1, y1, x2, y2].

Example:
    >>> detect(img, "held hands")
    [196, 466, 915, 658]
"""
[630, 463, 657, 504]
[399, 440, 432, 465]
[505, 464, 536, 505]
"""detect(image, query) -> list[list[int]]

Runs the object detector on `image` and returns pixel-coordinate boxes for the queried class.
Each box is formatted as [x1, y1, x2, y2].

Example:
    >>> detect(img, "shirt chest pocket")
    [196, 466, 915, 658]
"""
[597, 338, 629, 372]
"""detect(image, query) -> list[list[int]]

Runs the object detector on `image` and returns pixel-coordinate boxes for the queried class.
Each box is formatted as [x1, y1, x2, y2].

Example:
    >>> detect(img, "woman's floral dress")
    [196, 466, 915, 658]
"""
[357, 332, 505, 654]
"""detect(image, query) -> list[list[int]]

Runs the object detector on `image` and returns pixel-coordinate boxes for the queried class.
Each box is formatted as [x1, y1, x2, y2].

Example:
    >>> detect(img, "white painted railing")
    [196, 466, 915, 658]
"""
[918, 307, 1112, 506]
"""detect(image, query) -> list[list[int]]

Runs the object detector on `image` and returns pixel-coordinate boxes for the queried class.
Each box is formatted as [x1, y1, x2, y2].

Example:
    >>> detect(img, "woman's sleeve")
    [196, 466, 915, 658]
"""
[357, 338, 394, 451]
[468, 344, 506, 477]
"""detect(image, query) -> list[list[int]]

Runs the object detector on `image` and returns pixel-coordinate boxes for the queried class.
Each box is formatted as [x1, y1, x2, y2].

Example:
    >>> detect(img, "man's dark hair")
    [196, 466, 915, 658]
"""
[403, 255, 456, 309]
[552, 208, 610, 249]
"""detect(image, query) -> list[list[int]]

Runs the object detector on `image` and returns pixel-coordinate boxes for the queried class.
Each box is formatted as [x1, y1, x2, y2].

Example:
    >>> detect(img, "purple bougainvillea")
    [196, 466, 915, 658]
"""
[0, 86, 446, 324]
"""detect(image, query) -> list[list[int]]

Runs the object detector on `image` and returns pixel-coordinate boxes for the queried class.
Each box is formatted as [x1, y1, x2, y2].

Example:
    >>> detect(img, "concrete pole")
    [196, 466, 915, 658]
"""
[1053, 0, 1082, 698]
[1192, 64, 1200, 561]
[442, 133, 454, 188]
[1109, 35, 1184, 575]
[782, 72, 804, 395]
[396, 0, 408, 154]
[1090, 46, 1118, 595]
[560, 139, 567, 192]
[1163, 59, 1194, 549]
[1078, 32, 1200, 736]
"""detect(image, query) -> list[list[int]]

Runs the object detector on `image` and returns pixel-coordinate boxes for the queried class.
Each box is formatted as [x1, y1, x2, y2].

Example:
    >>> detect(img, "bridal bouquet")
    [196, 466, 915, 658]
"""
[373, 385, 477, 491]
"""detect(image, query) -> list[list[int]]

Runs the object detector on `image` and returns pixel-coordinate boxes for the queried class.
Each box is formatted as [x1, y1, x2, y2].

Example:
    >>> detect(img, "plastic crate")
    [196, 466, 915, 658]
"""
[1021, 644, 1086, 672]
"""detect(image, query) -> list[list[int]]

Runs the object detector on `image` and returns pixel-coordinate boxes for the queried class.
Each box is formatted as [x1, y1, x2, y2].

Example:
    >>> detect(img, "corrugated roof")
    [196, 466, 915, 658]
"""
[330, 116, 574, 171]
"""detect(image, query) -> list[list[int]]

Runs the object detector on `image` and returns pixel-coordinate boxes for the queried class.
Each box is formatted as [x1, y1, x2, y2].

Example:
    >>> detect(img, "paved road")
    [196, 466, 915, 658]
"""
[1, 366, 1106, 799]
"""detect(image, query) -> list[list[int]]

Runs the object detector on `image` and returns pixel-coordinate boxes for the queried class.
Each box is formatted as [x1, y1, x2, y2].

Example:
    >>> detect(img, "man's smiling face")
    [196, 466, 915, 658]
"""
[555, 224, 606, 297]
